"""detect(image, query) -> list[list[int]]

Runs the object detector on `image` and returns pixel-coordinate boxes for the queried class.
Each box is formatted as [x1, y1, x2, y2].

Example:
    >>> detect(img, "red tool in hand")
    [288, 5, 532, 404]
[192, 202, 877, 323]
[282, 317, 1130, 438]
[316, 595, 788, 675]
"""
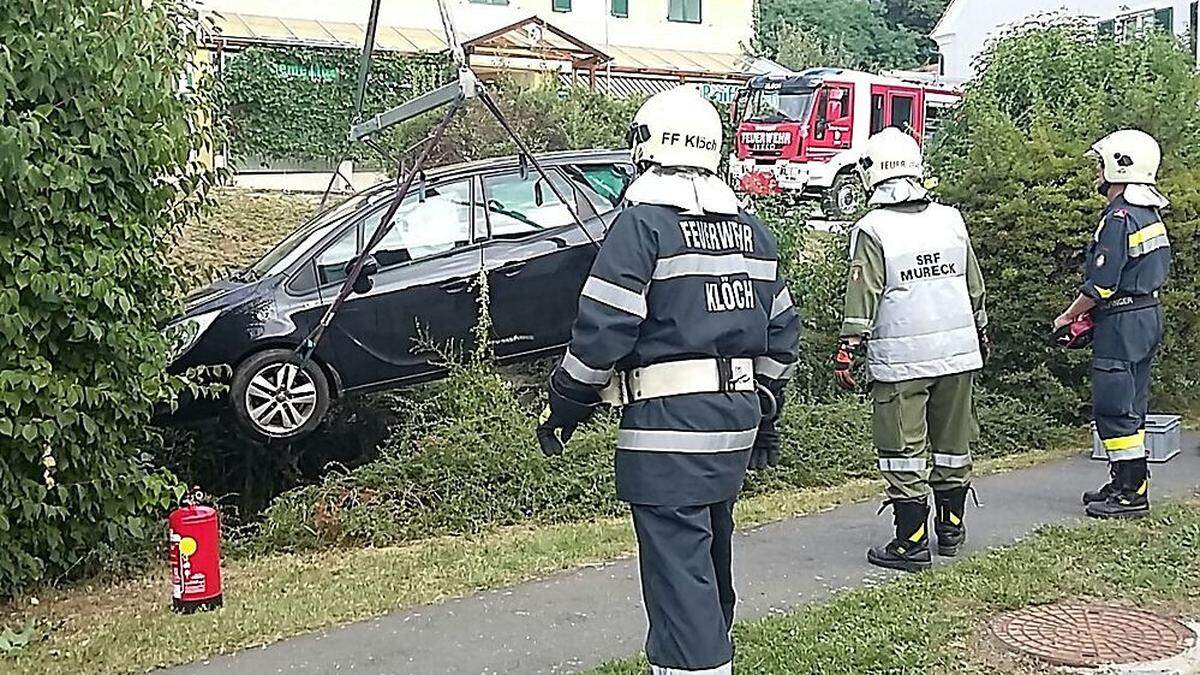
[1050, 313, 1096, 350]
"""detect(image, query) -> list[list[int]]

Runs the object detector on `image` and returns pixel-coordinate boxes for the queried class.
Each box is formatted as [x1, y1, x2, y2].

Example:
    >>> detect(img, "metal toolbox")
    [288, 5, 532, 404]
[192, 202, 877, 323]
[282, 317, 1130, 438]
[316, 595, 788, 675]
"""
[1091, 414, 1182, 463]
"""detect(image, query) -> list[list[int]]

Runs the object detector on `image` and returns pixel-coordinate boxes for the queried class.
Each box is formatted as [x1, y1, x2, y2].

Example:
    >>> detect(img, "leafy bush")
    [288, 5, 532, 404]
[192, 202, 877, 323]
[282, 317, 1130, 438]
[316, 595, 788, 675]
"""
[929, 23, 1200, 417]
[0, 0, 219, 594]
[401, 76, 643, 167]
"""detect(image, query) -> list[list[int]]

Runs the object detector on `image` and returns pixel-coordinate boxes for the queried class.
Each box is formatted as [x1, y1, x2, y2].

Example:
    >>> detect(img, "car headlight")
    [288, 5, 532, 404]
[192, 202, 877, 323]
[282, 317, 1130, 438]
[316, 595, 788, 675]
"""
[165, 309, 221, 363]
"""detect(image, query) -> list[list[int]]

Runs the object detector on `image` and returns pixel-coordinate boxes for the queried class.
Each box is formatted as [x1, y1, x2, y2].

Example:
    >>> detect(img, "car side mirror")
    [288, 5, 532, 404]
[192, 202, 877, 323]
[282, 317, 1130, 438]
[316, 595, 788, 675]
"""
[519, 154, 529, 180]
[347, 254, 379, 295]
[533, 179, 546, 206]
[418, 172, 427, 203]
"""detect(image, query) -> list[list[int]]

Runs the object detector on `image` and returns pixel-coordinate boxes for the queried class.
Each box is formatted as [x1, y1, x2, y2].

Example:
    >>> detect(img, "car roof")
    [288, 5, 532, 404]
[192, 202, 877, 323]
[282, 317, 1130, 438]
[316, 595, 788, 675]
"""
[355, 148, 631, 199]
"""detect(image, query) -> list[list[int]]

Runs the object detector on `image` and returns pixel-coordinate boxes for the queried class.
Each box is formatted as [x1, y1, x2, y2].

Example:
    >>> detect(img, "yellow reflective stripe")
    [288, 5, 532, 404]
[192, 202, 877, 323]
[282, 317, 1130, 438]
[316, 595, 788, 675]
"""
[1103, 431, 1145, 451]
[1136, 479, 1148, 496]
[908, 523, 926, 543]
[949, 512, 961, 526]
[1095, 286, 1116, 299]
[1128, 222, 1167, 247]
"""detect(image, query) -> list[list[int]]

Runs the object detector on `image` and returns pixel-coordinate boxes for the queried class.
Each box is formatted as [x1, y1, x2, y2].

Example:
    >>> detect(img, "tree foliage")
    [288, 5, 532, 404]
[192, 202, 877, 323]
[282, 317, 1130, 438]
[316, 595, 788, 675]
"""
[930, 22, 1200, 416]
[0, 0, 220, 594]
[756, 0, 938, 71]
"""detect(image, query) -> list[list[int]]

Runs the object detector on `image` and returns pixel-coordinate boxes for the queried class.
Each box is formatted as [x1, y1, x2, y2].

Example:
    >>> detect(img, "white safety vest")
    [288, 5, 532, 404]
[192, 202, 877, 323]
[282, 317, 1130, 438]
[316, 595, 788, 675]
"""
[852, 203, 982, 382]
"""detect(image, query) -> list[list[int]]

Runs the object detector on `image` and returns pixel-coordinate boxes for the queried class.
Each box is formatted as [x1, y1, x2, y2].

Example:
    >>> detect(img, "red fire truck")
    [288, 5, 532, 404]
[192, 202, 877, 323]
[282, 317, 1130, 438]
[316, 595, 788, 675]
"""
[729, 67, 962, 218]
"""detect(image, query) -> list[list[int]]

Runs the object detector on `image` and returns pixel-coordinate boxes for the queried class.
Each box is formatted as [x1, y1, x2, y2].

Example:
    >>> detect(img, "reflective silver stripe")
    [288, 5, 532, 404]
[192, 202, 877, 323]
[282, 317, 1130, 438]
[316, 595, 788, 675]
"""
[651, 662, 732, 675]
[617, 428, 757, 453]
[878, 457, 928, 472]
[754, 356, 794, 380]
[1108, 447, 1146, 462]
[932, 452, 972, 468]
[843, 317, 872, 326]
[770, 287, 794, 319]
[560, 350, 613, 386]
[581, 276, 647, 318]
[652, 253, 777, 281]
[1129, 234, 1170, 257]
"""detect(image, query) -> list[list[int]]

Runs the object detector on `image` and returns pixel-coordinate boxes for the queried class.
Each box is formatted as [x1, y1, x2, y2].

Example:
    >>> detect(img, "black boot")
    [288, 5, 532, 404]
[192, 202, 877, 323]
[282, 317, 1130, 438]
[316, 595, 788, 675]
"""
[934, 486, 969, 557]
[1082, 464, 1118, 505]
[1086, 459, 1149, 519]
[867, 498, 932, 572]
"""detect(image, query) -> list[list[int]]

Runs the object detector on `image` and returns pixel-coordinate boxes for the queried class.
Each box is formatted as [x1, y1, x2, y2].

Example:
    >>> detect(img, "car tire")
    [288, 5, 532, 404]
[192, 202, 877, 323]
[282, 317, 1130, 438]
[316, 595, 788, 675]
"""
[230, 349, 330, 442]
[823, 171, 867, 221]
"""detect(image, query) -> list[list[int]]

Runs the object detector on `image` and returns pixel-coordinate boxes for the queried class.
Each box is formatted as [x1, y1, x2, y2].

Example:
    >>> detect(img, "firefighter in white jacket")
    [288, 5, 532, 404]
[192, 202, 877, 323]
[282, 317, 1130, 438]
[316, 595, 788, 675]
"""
[834, 128, 988, 572]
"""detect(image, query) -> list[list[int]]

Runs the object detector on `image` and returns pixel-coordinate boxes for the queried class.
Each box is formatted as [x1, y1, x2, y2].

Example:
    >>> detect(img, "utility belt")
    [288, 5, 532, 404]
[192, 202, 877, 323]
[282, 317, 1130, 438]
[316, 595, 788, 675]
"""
[1097, 291, 1160, 317]
[599, 357, 756, 406]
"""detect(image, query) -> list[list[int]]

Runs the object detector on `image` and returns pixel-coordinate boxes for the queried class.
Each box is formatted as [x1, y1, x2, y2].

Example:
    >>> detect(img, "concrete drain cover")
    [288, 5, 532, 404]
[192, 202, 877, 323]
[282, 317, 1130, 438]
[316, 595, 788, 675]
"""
[990, 603, 1196, 667]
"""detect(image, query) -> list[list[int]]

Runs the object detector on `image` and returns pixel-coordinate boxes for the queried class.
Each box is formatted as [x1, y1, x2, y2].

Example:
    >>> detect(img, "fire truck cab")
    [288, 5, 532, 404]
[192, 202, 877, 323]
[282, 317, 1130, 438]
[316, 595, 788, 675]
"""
[729, 67, 961, 218]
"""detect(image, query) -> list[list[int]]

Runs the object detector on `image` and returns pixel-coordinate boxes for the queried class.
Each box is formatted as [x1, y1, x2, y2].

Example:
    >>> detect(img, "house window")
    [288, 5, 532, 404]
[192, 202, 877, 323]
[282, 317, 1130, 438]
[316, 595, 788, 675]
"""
[553, 0, 571, 11]
[668, 0, 701, 23]
[612, 0, 629, 18]
[1102, 7, 1175, 39]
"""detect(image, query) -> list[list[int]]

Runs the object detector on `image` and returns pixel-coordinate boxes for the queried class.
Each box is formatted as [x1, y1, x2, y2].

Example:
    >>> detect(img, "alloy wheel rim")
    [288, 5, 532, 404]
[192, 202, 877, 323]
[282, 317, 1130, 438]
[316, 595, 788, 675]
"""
[837, 184, 861, 213]
[245, 362, 317, 436]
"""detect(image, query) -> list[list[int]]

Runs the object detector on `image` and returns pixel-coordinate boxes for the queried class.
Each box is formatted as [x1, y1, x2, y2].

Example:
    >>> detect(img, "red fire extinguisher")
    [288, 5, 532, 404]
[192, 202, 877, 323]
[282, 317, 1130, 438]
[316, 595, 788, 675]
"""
[168, 488, 223, 613]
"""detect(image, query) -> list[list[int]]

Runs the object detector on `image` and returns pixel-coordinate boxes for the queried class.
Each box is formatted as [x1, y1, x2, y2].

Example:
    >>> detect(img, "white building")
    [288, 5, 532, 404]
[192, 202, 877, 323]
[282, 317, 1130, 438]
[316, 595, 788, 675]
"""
[932, 1, 1198, 81]
[203, 0, 763, 98]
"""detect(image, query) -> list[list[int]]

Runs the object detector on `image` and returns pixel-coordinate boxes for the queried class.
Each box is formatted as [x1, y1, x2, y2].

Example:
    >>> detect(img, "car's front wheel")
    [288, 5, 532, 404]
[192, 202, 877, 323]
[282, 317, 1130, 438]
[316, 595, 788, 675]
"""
[230, 349, 330, 442]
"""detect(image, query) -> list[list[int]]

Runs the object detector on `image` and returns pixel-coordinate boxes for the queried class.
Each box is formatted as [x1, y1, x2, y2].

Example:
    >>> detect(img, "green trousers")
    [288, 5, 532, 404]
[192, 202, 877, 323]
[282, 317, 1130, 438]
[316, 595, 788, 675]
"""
[871, 371, 978, 500]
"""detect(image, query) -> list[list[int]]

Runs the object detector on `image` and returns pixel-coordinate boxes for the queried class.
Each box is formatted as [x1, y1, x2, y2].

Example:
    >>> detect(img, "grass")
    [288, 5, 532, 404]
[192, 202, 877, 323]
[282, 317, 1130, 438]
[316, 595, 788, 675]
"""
[592, 499, 1200, 675]
[0, 446, 1078, 675]
[170, 189, 319, 289]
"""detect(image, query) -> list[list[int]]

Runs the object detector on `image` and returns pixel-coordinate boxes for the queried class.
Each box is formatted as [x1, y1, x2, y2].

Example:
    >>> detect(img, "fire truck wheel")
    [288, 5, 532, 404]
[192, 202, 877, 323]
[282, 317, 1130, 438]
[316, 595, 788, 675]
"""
[230, 349, 330, 442]
[823, 172, 867, 221]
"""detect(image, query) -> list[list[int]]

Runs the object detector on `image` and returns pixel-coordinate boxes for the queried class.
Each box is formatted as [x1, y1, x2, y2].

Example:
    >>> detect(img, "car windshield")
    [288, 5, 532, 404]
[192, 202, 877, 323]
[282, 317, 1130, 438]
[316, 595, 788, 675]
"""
[249, 190, 383, 277]
[743, 90, 815, 124]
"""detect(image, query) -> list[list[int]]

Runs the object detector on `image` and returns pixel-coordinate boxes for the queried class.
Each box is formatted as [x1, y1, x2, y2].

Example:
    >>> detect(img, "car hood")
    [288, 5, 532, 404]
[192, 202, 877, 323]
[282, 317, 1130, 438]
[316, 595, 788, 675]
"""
[182, 276, 268, 318]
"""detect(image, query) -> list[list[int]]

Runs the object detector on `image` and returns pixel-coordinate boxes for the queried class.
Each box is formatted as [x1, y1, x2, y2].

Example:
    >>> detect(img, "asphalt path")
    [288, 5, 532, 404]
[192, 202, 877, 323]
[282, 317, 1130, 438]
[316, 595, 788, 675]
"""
[168, 435, 1200, 675]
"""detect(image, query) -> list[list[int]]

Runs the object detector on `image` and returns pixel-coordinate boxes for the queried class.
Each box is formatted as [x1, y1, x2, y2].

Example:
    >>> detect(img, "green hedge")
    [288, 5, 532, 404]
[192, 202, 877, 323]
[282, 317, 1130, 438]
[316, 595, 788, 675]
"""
[930, 23, 1200, 417]
[221, 46, 446, 164]
[0, 0, 218, 594]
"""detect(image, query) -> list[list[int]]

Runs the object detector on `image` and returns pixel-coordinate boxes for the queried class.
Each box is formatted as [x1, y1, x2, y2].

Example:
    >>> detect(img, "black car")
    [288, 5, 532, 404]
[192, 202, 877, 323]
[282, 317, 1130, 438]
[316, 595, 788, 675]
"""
[167, 149, 633, 441]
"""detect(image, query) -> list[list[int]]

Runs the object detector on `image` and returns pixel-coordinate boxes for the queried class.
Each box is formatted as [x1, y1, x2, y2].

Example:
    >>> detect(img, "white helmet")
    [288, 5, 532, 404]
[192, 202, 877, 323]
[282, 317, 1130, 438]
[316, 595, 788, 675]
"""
[627, 85, 722, 175]
[862, 127, 923, 188]
[1088, 129, 1161, 185]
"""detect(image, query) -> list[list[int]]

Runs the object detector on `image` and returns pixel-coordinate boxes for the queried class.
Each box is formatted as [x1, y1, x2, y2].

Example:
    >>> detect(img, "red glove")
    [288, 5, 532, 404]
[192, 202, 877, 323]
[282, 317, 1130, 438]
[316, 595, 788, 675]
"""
[833, 340, 860, 391]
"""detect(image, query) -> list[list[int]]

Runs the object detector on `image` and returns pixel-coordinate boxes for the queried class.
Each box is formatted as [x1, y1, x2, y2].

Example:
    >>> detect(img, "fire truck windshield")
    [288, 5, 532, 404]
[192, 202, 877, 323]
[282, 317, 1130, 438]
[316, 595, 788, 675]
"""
[742, 89, 815, 124]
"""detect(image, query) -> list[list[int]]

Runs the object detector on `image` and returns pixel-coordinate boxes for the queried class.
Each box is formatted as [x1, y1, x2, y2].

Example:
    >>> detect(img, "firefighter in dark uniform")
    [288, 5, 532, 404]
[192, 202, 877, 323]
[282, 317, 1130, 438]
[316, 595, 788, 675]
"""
[1054, 129, 1172, 519]
[537, 85, 801, 675]
[834, 128, 988, 572]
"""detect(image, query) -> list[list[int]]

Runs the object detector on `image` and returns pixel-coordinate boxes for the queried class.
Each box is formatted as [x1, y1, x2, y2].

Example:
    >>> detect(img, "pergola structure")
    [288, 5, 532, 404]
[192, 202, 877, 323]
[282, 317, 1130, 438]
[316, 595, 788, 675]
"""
[461, 16, 611, 88]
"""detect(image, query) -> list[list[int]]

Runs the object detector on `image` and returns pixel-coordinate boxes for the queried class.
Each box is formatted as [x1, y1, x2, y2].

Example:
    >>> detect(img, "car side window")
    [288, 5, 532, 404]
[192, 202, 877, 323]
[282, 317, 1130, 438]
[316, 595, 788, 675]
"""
[569, 163, 632, 208]
[371, 179, 475, 269]
[314, 221, 360, 287]
[482, 170, 578, 239]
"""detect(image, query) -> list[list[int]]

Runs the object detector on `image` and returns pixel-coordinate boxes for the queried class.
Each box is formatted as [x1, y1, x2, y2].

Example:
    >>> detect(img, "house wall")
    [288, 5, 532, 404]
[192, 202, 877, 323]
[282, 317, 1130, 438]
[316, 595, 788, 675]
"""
[203, 0, 755, 55]
[932, 0, 1197, 80]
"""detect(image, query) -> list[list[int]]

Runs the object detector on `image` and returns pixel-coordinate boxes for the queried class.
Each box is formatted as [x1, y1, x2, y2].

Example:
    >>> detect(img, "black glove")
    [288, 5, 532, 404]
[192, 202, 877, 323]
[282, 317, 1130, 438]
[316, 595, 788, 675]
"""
[749, 417, 781, 470]
[536, 375, 597, 457]
[978, 328, 992, 366]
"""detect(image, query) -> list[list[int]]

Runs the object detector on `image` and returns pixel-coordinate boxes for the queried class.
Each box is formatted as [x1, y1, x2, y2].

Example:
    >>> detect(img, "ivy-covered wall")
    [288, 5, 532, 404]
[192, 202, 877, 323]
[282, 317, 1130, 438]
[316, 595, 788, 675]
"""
[221, 46, 448, 168]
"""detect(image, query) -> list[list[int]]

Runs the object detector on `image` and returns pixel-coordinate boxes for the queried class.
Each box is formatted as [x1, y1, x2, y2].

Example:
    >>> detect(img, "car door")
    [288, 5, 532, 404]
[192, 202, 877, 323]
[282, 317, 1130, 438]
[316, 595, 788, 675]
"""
[311, 178, 485, 391]
[481, 163, 628, 360]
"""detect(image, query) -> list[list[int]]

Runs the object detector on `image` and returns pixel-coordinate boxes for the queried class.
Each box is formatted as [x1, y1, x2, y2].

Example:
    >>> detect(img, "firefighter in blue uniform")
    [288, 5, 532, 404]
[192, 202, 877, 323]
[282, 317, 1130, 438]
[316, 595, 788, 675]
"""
[537, 85, 801, 675]
[1054, 129, 1172, 519]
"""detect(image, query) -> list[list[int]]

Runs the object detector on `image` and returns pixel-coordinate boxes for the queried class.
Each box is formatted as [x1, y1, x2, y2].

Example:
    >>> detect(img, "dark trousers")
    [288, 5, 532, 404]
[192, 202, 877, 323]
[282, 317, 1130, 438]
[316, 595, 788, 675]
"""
[1093, 354, 1154, 461]
[631, 500, 736, 674]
